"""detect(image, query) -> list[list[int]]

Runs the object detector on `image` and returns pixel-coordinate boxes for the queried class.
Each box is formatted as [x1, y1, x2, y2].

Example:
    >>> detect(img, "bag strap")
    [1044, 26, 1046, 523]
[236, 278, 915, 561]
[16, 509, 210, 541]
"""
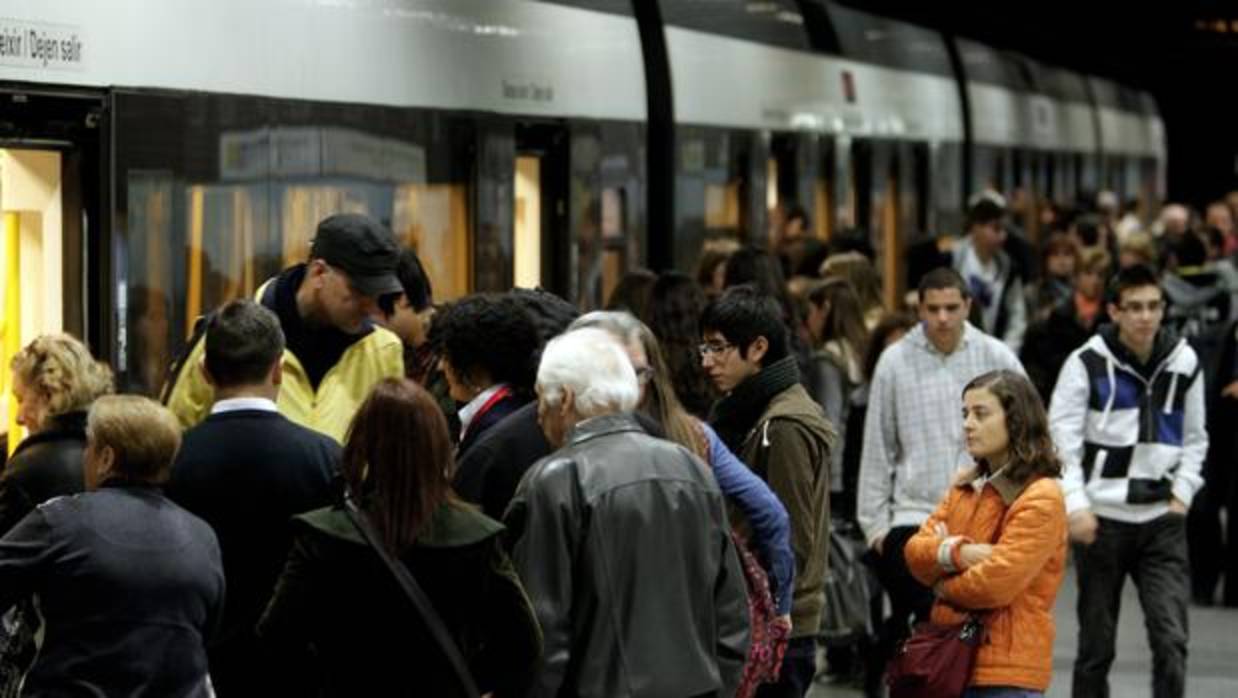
[342, 493, 482, 698]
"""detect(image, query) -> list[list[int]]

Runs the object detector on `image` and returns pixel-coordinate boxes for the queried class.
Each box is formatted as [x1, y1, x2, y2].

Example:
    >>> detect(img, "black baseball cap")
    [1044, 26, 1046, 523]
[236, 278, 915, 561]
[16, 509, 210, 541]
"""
[310, 213, 402, 297]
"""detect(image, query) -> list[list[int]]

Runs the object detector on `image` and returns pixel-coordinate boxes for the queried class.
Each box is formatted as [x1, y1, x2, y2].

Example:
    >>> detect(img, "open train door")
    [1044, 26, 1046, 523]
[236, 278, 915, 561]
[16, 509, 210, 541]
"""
[0, 87, 106, 459]
[512, 122, 570, 299]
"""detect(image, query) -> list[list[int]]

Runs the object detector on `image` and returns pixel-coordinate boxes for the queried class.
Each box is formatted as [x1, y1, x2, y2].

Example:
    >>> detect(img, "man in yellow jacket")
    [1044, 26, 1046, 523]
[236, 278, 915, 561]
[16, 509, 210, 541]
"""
[165, 213, 405, 443]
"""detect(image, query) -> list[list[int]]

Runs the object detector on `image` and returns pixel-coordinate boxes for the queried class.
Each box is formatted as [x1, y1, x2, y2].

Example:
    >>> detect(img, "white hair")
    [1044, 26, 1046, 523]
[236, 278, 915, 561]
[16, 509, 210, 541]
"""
[537, 327, 639, 417]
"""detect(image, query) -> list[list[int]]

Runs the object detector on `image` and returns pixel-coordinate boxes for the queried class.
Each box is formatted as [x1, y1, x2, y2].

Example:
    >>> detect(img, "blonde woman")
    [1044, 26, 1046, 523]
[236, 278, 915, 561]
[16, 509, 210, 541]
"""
[4, 333, 113, 533]
[0, 334, 113, 690]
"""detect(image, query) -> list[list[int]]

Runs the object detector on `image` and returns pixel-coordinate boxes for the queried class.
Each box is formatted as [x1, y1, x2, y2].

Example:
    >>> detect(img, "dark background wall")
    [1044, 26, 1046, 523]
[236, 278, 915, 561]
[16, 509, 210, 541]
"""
[846, 1, 1238, 209]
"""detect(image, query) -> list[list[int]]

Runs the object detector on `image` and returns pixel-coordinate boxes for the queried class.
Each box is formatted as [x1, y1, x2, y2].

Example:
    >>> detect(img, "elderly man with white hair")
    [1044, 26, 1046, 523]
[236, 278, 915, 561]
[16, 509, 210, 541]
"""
[504, 327, 750, 698]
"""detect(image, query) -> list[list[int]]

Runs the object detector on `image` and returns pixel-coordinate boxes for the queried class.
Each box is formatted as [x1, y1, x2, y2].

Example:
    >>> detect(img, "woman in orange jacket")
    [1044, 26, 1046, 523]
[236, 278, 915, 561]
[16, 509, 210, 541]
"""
[904, 370, 1068, 697]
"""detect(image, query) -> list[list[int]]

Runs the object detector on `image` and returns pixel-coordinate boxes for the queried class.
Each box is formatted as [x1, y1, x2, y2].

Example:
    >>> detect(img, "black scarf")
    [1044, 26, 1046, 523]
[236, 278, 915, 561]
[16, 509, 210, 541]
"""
[709, 356, 799, 452]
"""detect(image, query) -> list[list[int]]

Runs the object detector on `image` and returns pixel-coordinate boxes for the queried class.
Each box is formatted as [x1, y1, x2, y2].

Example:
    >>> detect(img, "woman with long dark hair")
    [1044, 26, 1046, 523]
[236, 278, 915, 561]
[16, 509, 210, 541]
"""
[648, 271, 716, 418]
[259, 378, 541, 697]
[902, 370, 1067, 697]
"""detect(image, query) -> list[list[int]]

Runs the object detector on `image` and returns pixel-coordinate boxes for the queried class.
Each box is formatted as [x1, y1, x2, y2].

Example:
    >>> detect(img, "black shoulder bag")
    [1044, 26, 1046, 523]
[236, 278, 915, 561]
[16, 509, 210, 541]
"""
[342, 493, 482, 698]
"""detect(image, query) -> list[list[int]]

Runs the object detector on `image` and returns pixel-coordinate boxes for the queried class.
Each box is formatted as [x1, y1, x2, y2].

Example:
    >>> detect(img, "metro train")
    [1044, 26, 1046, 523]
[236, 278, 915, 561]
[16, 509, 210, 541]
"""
[0, 0, 1164, 403]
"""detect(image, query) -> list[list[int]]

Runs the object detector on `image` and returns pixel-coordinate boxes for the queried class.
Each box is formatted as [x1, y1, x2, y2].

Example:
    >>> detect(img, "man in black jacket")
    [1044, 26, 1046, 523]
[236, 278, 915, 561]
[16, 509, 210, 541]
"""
[505, 327, 750, 698]
[167, 299, 338, 697]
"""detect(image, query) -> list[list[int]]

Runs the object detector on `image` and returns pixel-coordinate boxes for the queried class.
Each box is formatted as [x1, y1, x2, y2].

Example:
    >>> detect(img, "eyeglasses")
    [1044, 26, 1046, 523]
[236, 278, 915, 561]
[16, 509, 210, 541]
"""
[698, 341, 735, 358]
[1118, 300, 1164, 314]
[633, 366, 654, 384]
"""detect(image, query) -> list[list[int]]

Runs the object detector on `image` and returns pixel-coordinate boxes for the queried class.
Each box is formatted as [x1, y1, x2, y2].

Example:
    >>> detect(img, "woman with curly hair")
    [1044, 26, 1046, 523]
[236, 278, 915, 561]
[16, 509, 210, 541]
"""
[435, 294, 540, 458]
[4, 333, 114, 532]
[902, 370, 1068, 697]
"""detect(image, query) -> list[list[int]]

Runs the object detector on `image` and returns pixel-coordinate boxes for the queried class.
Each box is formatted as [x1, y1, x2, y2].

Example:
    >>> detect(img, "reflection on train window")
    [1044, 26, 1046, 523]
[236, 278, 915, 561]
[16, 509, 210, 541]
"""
[598, 187, 628, 306]
[115, 92, 476, 395]
[674, 127, 753, 271]
[568, 122, 646, 310]
[394, 184, 470, 302]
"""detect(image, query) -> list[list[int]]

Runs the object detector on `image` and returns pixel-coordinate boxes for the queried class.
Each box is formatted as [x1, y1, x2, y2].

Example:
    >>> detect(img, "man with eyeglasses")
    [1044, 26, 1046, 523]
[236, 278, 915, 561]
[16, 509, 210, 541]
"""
[165, 213, 405, 443]
[701, 285, 835, 698]
[1050, 263, 1207, 698]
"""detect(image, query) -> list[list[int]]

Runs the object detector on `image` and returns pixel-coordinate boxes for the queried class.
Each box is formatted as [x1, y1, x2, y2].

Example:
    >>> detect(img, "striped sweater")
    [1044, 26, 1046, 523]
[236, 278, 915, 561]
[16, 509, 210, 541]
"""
[1049, 328, 1208, 522]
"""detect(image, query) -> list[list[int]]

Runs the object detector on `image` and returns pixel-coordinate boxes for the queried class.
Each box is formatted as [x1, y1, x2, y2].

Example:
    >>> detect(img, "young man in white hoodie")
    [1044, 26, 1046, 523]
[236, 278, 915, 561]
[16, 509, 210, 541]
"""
[1049, 263, 1207, 698]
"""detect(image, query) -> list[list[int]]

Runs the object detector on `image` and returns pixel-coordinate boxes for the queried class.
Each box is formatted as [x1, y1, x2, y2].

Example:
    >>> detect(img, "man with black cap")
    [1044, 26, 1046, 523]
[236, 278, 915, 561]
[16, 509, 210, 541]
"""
[165, 213, 405, 442]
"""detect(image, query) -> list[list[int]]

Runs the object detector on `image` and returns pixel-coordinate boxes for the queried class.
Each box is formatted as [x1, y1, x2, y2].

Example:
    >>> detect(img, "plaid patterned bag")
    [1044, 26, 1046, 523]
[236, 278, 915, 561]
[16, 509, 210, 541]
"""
[731, 532, 789, 698]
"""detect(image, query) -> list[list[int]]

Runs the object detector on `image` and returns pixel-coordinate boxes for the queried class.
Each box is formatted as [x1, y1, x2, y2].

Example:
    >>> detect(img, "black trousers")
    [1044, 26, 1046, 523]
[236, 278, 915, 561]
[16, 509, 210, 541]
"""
[754, 636, 818, 698]
[1072, 513, 1190, 698]
[863, 525, 935, 690]
[1187, 477, 1238, 605]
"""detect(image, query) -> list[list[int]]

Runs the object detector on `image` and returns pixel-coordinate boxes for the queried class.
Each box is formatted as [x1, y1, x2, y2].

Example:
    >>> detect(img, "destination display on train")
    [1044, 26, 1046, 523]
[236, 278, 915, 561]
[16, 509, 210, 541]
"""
[0, 19, 84, 71]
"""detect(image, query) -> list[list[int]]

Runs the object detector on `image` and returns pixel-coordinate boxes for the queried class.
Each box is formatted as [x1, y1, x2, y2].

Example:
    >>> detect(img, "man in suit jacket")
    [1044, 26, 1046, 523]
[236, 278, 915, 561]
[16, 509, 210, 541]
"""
[167, 299, 339, 697]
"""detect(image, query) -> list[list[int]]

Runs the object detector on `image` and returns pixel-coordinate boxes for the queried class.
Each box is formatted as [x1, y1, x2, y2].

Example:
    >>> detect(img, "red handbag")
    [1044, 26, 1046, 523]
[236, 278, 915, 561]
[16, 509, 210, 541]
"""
[886, 613, 987, 698]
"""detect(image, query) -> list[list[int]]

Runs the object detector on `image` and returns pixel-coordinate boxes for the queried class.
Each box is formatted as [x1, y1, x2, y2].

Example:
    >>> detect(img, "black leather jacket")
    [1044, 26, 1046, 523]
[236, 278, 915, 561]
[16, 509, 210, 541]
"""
[0, 412, 88, 535]
[504, 413, 750, 698]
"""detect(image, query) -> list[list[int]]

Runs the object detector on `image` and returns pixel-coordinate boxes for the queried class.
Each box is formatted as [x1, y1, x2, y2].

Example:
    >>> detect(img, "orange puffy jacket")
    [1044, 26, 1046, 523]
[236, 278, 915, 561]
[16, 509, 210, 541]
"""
[904, 469, 1067, 692]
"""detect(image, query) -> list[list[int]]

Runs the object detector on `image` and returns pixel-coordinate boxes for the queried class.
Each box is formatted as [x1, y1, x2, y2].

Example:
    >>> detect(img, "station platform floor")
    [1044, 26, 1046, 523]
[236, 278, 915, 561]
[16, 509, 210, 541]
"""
[808, 566, 1238, 698]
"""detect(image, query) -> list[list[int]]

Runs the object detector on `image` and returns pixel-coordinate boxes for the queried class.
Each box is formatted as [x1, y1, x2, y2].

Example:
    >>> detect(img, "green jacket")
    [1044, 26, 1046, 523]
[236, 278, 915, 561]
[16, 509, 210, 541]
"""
[164, 279, 404, 443]
[738, 383, 835, 638]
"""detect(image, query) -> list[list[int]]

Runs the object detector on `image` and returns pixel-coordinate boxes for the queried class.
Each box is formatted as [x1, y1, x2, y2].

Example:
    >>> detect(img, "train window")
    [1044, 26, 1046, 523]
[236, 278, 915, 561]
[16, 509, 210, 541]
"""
[933, 141, 964, 235]
[597, 186, 629, 307]
[0, 149, 67, 452]
[659, 0, 811, 51]
[815, 1, 954, 77]
[674, 126, 752, 271]
[973, 145, 1010, 195]
[114, 91, 477, 395]
[569, 122, 645, 309]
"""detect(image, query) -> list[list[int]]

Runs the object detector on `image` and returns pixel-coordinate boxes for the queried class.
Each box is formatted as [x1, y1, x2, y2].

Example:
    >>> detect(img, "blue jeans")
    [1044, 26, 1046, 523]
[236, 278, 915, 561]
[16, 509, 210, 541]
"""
[962, 688, 1044, 697]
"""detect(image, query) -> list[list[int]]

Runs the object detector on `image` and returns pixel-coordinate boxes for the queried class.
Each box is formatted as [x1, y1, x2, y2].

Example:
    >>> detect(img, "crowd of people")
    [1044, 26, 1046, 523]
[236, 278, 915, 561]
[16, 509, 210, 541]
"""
[0, 188, 1232, 698]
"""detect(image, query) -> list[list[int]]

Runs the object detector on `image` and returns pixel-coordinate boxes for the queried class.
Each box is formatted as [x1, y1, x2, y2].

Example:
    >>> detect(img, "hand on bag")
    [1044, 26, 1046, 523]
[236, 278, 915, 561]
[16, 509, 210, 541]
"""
[958, 543, 993, 569]
[1068, 510, 1099, 545]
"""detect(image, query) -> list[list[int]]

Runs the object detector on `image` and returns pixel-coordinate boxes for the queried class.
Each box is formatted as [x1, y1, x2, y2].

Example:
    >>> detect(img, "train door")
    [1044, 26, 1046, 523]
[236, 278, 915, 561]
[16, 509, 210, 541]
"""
[513, 123, 570, 298]
[850, 139, 902, 310]
[768, 132, 830, 273]
[0, 89, 105, 458]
